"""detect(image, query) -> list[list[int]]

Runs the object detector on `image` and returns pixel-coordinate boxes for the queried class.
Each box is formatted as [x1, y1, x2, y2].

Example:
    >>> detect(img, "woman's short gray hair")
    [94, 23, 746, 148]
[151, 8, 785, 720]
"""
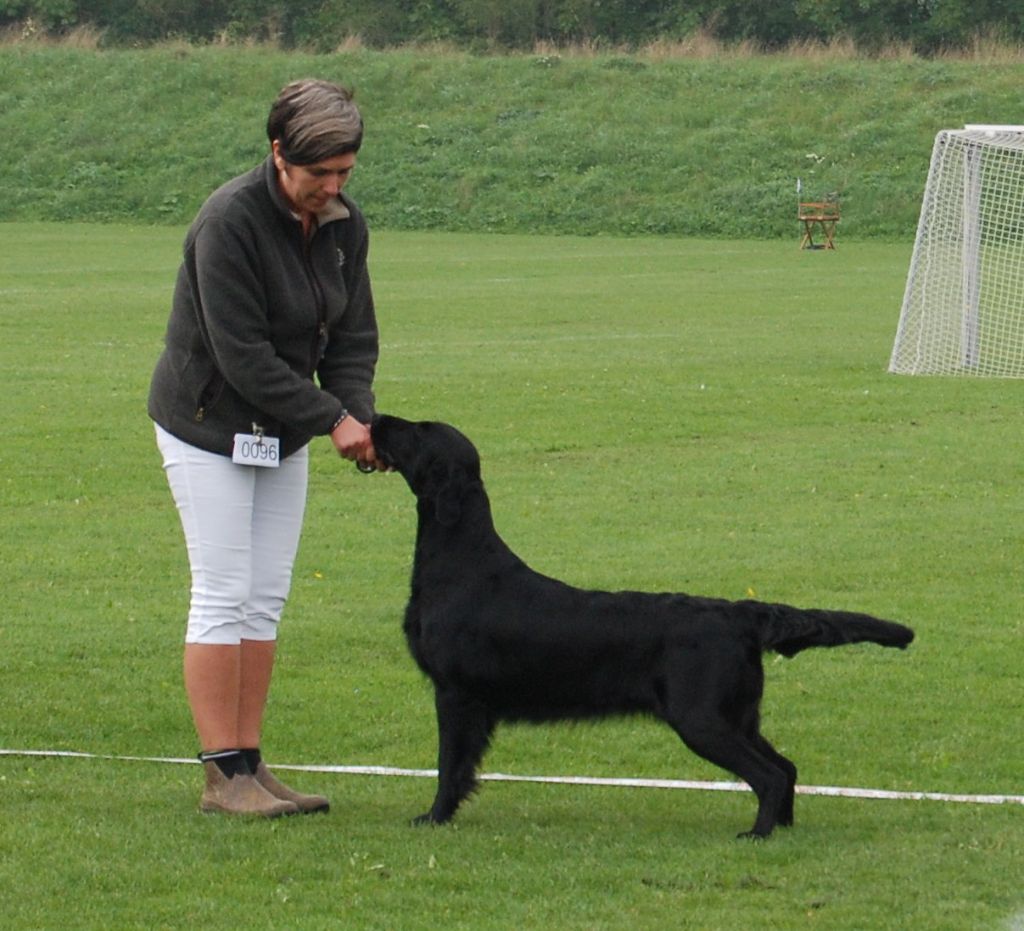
[266, 79, 363, 165]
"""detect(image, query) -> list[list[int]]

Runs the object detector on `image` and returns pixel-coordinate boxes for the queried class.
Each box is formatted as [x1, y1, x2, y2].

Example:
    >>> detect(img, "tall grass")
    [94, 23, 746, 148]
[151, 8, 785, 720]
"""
[6, 21, 1024, 60]
[2, 45, 1023, 236]
[1, 221, 1023, 928]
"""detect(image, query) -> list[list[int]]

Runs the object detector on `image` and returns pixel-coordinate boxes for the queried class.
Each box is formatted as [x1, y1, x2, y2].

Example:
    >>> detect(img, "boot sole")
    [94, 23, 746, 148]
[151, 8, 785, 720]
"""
[200, 802, 299, 818]
[294, 801, 330, 814]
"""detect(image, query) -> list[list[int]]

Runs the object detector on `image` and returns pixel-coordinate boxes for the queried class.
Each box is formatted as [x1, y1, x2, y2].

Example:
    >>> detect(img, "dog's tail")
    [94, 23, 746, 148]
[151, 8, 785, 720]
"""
[751, 601, 914, 658]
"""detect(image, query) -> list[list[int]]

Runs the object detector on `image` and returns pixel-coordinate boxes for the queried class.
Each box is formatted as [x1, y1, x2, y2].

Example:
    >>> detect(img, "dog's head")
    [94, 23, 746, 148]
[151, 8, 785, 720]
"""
[372, 415, 483, 527]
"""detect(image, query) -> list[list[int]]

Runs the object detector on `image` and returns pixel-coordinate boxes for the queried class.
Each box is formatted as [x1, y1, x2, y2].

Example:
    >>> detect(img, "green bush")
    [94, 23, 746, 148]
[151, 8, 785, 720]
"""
[4, 0, 1024, 47]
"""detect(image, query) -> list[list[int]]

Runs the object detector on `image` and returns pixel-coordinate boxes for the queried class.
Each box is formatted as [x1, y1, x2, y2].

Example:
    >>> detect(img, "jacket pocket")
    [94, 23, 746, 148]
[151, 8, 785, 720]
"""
[194, 371, 225, 422]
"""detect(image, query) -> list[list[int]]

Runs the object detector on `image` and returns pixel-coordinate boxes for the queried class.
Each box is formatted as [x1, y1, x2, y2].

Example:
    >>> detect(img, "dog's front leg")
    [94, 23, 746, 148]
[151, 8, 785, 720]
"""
[413, 686, 494, 826]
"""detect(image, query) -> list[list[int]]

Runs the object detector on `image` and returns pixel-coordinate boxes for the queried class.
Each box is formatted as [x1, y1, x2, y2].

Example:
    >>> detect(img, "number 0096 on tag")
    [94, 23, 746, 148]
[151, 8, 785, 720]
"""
[232, 433, 280, 467]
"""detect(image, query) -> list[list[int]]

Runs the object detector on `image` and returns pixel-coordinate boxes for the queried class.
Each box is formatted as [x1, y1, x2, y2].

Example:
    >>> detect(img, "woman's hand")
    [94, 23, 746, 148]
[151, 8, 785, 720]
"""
[330, 415, 385, 471]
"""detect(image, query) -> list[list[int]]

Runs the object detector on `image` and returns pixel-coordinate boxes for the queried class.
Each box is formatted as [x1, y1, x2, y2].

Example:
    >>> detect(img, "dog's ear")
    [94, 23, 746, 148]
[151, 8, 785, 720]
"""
[426, 462, 467, 527]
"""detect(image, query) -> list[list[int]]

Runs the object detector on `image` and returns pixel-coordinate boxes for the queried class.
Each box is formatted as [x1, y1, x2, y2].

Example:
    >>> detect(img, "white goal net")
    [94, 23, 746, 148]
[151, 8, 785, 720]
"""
[889, 125, 1024, 377]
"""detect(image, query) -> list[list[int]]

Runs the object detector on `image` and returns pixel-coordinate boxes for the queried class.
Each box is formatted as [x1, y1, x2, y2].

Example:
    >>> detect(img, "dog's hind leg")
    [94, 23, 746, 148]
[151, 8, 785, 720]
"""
[669, 717, 792, 839]
[751, 734, 797, 827]
[413, 686, 494, 826]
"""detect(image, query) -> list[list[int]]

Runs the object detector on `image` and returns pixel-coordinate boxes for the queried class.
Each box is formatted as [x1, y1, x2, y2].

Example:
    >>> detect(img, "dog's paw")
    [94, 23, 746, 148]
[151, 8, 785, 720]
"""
[412, 807, 458, 827]
[736, 829, 771, 841]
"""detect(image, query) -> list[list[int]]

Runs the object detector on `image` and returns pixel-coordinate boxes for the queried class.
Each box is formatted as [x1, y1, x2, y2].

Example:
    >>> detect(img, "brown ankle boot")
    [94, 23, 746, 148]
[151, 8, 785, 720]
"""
[253, 761, 330, 813]
[200, 761, 299, 817]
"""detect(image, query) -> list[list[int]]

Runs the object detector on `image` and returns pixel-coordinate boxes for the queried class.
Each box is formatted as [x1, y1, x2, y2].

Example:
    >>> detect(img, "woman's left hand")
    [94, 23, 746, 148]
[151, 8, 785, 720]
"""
[330, 416, 387, 471]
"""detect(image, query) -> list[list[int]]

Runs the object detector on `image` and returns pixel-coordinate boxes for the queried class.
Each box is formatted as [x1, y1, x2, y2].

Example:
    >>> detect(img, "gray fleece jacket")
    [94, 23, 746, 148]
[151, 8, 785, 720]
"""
[148, 156, 378, 459]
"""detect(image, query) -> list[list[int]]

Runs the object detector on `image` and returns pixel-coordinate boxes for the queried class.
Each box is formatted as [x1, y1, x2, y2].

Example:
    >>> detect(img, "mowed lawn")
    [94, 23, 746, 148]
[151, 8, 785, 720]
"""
[1, 222, 1021, 929]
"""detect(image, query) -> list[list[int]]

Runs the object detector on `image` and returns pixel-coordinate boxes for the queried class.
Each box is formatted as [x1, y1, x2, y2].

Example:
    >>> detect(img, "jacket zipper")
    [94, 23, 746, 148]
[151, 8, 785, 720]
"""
[302, 229, 328, 376]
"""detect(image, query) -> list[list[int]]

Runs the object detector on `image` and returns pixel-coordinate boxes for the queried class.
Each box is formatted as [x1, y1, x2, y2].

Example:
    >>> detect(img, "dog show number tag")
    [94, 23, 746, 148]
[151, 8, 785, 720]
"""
[232, 432, 280, 468]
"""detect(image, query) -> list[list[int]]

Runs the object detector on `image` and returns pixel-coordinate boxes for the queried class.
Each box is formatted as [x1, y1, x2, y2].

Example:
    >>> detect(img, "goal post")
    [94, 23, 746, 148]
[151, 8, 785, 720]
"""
[889, 125, 1024, 377]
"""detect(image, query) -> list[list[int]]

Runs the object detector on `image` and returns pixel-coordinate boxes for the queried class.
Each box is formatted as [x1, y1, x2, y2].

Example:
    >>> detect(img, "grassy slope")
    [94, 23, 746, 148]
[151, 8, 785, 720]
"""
[1, 45, 1023, 237]
[1, 222, 1022, 928]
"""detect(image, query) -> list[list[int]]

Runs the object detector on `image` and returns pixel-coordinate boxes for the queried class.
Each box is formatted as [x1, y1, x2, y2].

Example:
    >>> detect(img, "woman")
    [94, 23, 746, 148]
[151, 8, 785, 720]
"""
[149, 79, 382, 816]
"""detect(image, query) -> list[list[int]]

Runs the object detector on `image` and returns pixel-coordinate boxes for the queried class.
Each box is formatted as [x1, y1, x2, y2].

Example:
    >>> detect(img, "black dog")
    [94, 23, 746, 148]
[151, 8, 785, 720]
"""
[372, 415, 914, 838]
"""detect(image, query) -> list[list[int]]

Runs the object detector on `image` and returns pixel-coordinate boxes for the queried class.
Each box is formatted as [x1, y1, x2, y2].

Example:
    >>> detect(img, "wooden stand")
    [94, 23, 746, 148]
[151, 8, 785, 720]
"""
[798, 201, 840, 250]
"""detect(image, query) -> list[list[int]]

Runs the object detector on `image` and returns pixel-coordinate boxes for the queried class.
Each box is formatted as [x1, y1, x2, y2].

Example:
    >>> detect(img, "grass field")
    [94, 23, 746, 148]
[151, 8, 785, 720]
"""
[2, 222, 1022, 929]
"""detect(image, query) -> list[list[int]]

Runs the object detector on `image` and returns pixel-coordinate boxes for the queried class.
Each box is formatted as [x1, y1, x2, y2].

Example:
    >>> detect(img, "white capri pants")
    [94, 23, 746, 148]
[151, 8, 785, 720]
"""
[156, 425, 309, 645]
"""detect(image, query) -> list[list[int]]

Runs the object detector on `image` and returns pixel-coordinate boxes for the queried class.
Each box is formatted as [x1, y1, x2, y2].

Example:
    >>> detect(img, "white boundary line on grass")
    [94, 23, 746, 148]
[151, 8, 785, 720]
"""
[2, 748, 1022, 807]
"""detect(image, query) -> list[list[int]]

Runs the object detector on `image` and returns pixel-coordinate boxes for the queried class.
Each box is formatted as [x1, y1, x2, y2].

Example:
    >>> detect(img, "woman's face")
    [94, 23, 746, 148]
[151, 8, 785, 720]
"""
[272, 140, 356, 215]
